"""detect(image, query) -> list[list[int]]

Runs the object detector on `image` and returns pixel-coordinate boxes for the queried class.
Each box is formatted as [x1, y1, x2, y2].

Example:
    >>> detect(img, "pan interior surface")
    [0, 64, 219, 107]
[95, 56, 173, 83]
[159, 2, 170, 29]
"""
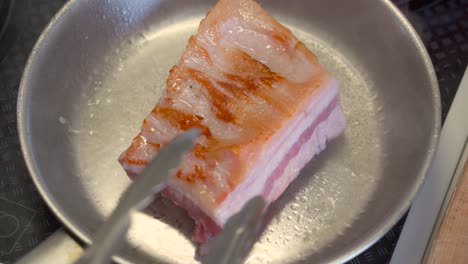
[18, 0, 439, 263]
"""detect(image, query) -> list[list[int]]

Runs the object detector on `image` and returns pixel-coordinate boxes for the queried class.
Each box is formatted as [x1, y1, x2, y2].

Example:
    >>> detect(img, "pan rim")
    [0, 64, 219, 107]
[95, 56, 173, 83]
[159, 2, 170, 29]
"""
[17, 0, 441, 263]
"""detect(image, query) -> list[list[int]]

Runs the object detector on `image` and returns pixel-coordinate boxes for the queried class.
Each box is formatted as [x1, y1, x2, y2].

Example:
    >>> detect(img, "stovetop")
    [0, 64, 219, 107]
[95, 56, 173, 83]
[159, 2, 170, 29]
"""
[0, 0, 467, 263]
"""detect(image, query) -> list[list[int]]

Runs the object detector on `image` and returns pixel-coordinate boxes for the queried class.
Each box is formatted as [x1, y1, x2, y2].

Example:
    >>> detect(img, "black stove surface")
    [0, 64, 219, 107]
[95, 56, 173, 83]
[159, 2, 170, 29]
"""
[0, 0, 467, 263]
[0, 0, 15, 62]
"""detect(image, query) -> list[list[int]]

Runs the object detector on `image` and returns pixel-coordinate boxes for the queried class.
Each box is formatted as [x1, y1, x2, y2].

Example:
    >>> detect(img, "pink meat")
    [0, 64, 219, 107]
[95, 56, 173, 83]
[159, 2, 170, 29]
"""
[119, 0, 346, 242]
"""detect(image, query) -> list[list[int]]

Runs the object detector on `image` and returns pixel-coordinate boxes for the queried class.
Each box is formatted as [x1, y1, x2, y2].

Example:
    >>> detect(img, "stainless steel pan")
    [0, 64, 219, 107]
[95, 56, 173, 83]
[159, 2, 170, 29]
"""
[17, 0, 440, 263]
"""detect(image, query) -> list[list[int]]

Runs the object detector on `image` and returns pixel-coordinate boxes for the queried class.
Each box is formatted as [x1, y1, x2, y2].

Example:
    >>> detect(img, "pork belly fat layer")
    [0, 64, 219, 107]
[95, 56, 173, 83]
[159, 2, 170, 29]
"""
[162, 80, 346, 241]
[214, 79, 346, 225]
[118, 0, 347, 242]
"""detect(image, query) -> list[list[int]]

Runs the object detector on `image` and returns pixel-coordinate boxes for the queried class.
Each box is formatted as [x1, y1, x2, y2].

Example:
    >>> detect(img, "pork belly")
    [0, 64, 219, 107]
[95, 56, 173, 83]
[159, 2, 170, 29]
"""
[119, 0, 346, 242]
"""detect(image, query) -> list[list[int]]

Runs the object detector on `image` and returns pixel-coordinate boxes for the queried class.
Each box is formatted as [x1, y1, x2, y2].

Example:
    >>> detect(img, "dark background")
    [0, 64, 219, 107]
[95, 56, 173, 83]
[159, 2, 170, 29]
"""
[0, 0, 467, 263]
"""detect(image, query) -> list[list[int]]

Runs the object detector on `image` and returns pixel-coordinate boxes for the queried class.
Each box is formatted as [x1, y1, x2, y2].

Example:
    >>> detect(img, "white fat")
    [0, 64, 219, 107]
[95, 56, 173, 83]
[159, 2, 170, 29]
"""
[143, 115, 180, 143]
[218, 18, 316, 83]
[213, 78, 344, 225]
[267, 104, 347, 201]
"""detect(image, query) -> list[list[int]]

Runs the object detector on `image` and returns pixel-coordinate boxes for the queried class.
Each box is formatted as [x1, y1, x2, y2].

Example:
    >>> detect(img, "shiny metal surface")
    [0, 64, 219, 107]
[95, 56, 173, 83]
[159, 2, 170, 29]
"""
[77, 130, 199, 264]
[17, 0, 440, 263]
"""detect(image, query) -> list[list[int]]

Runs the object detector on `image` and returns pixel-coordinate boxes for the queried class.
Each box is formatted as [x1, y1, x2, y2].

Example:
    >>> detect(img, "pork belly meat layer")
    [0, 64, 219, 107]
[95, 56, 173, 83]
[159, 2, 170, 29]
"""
[119, 0, 346, 242]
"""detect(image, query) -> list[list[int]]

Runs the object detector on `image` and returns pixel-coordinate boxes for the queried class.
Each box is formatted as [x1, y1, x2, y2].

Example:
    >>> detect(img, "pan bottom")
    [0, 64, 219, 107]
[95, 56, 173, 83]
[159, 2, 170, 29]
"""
[72, 17, 385, 263]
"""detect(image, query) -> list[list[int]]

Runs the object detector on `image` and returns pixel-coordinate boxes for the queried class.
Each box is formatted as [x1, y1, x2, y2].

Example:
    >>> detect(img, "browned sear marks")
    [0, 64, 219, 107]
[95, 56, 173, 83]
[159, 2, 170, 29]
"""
[153, 47, 295, 186]
[125, 159, 147, 165]
[193, 143, 209, 159]
[147, 141, 161, 150]
[176, 165, 208, 183]
[186, 68, 237, 123]
[153, 106, 212, 138]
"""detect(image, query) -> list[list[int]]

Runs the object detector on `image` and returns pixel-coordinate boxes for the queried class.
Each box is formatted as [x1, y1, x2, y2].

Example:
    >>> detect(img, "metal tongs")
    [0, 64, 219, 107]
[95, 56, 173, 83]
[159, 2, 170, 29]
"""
[75, 129, 266, 264]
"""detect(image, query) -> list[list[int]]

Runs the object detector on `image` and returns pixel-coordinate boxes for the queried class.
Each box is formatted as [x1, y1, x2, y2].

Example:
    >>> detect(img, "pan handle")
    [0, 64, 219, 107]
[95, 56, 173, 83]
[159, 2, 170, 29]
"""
[16, 229, 84, 264]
